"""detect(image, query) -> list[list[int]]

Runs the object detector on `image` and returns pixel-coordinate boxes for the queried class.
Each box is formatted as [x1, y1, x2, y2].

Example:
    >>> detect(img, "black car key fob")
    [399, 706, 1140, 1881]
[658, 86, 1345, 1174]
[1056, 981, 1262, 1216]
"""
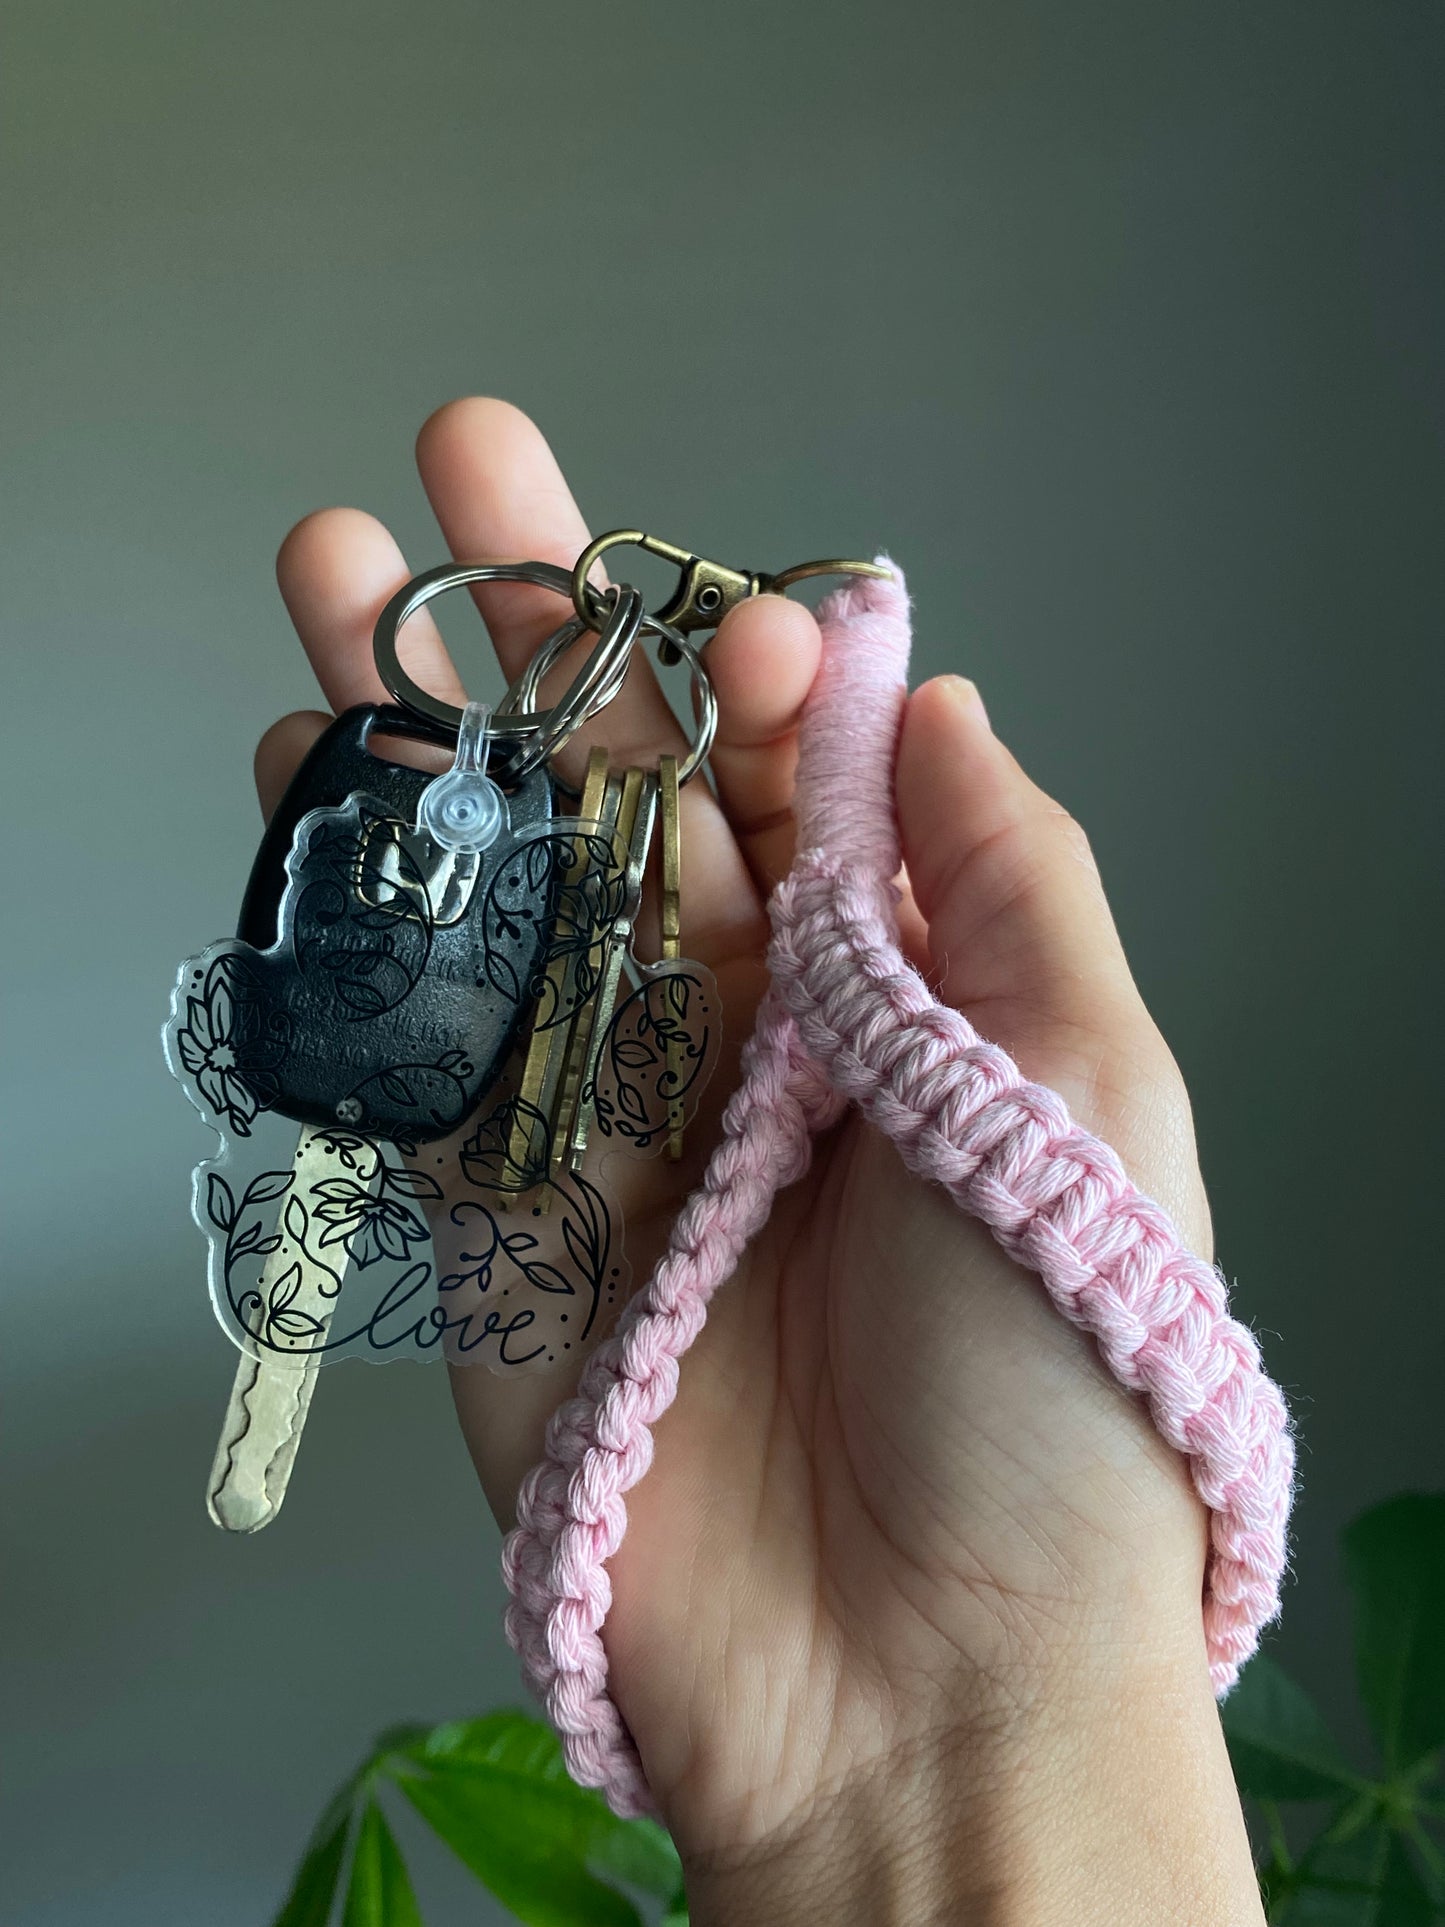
[221, 703, 556, 1144]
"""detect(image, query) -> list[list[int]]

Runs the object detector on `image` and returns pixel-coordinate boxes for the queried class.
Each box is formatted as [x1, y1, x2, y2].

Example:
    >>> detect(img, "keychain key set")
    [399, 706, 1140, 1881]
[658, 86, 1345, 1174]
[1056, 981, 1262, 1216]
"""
[164, 539, 887, 1532]
[165, 533, 1293, 1816]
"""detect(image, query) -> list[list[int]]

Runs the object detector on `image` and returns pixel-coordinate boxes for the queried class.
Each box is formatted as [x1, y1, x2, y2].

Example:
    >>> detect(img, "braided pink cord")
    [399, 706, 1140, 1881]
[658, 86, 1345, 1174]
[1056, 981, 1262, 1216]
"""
[769, 853, 1294, 1693]
[502, 566, 1293, 1815]
[502, 989, 843, 1816]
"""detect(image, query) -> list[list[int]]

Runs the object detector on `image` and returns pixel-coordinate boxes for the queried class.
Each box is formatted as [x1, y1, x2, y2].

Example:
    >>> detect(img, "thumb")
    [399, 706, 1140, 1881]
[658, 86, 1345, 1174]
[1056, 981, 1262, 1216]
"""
[895, 675, 1207, 1241]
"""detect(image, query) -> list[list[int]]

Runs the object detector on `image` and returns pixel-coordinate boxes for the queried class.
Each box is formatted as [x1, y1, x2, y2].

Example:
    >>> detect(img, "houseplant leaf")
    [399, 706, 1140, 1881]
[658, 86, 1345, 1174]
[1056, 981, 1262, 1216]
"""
[584, 1814, 683, 1899]
[1221, 1653, 1360, 1800]
[1376, 1833, 1438, 1927]
[407, 1712, 587, 1785]
[402, 1711, 678, 1896]
[1344, 1493, 1445, 1772]
[397, 1771, 642, 1927]
[1288, 1823, 1439, 1925]
[271, 1793, 353, 1927]
[341, 1801, 423, 1927]
[1288, 1822, 1392, 1925]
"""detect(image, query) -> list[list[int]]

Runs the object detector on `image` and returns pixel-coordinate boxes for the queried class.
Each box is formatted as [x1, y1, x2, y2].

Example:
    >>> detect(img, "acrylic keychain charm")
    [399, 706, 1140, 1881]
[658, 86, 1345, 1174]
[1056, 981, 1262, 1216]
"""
[163, 560, 721, 1530]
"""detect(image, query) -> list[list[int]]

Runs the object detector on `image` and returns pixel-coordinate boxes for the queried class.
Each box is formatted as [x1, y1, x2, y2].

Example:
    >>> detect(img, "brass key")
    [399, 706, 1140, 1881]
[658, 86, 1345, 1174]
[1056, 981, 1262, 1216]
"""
[504, 747, 612, 1186]
[658, 752, 686, 1160]
[554, 765, 658, 1177]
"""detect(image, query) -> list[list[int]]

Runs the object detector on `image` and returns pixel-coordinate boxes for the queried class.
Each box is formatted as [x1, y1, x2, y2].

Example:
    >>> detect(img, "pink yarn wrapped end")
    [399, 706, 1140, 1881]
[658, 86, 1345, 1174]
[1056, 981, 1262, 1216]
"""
[792, 565, 909, 874]
[502, 561, 1293, 1814]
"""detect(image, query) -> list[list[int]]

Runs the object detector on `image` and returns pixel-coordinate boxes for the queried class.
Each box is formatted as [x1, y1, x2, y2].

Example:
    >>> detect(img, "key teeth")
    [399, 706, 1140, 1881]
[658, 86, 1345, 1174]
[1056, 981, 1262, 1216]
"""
[206, 1347, 311, 1534]
[206, 1352, 262, 1532]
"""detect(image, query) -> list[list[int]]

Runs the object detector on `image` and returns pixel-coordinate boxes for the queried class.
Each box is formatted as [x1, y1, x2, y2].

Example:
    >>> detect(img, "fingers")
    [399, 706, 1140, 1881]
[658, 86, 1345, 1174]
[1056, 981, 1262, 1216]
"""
[896, 675, 1207, 1240]
[704, 594, 822, 894]
[276, 507, 462, 716]
[415, 398, 683, 764]
[698, 583, 920, 976]
[414, 397, 598, 675]
[272, 400, 768, 975]
[896, 675, 1170, 1069]
[254, 710, 329, 819]
[414, 397, 765, 969]
[898, 678, 1122, 996]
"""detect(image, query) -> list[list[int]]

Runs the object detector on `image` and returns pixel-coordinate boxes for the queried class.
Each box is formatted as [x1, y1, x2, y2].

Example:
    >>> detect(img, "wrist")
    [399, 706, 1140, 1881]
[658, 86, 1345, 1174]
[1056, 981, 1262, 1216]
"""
[677, 1631, 1262, 1927]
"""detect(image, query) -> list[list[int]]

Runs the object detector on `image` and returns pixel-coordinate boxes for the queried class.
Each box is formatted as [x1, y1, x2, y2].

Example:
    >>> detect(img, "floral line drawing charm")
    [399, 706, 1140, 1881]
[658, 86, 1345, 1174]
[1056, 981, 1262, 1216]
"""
[164, 784, 720, 1373]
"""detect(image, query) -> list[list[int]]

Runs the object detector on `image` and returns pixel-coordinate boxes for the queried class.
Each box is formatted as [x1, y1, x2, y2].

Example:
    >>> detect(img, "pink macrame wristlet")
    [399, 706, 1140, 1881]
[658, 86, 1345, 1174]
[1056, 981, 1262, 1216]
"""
[503, 567, 1295, 1818]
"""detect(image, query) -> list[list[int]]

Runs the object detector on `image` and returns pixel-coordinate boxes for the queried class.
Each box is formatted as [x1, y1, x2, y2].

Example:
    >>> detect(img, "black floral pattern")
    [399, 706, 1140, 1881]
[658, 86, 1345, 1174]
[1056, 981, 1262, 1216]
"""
[311, 1163, 441, 1269]
[292, 809, 435, 1020]
[480, 829, 630, 1027]
[168, 804, 705, 1368]
[586, 965, 718, 1152]
[174, 955, 291, 1136]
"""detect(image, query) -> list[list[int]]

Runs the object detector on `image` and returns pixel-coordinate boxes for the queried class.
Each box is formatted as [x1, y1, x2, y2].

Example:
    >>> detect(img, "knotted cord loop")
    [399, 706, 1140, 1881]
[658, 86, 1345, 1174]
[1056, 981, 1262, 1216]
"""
[502, 564, 1293, 1816]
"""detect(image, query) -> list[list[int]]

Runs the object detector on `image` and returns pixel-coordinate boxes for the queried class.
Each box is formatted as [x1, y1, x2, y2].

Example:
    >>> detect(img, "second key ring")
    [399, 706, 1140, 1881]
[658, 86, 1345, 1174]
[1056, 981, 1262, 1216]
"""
[373, 558, 718, 783]
[506, 601, 717, 785]
[499, 584, 647, 782]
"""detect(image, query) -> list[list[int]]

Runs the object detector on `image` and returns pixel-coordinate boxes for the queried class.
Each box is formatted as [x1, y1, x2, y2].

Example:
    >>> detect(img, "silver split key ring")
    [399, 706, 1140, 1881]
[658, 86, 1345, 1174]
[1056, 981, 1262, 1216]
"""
[499, 585, 647, 781]
[503, 604, 717, 784]
[373, 560, 603, 741]
[372, 558, 718, 784]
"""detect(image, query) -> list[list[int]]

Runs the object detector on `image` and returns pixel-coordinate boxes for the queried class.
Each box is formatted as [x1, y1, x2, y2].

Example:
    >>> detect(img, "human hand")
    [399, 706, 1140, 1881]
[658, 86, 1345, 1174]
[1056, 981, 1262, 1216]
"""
[260, 398, 1263, 1924]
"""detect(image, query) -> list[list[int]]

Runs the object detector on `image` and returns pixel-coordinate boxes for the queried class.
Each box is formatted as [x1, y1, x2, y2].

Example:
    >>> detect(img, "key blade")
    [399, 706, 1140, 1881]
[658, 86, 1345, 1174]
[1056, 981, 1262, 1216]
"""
[658, 752, 686, 1160]
[550, 768, 646, 1173]
[563, 770, 658, 1175]
[505, 748, 612, 1190]
[205, 1125, 369, 1532]
[207, 1350, 321, 1533]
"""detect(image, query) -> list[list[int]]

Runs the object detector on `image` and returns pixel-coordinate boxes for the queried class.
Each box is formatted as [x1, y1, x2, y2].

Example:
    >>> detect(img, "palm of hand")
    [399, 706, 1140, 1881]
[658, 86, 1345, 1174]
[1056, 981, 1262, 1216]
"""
[262, 399, 1214, 1871]
[605, 966, 1211, 1861]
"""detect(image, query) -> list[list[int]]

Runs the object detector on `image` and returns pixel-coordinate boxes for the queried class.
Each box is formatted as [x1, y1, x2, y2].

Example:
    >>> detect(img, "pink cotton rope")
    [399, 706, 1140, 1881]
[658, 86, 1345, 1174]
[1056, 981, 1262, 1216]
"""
[503, 566, 1294, 1818]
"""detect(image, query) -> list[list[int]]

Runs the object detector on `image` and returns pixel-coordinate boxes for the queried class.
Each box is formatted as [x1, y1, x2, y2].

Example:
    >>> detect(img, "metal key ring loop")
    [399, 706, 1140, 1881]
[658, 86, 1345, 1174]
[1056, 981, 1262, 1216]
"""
[374, 558, 717, 782]
[501, 586, 647, 782]
[373, 560, 597, 740]
[496, 593, 640, 734]
[511, 606, 718, 785]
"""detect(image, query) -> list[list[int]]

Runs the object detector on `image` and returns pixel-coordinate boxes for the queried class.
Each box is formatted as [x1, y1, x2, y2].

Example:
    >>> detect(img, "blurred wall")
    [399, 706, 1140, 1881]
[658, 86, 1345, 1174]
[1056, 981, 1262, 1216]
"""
[2, 2, 1441, 1920]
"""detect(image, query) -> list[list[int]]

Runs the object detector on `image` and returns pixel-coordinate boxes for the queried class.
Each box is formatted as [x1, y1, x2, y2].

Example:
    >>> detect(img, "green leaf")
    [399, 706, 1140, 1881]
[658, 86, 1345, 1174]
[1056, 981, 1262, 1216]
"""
[397, 1772, 642, 1927]
[1344, 1493, 1445, 1772]
[399, 1711, 678, 1895]
[1288, 1824, 1442, 1926]
[585, 1814, 683, 1900]
[1378, 1834, 1439, 1926]
[1222, 1654, 1360, 1800]
[1407, 1819, 1445, 1911]
[406, 1712, 577, 1780]
[290, 1714, 677, 1927]
[341, 1801, 424, 1927]
[271, 1804, 352, 1927]
[370, 1723, 431, 1760]
[1289, 1823, 1392, 1925]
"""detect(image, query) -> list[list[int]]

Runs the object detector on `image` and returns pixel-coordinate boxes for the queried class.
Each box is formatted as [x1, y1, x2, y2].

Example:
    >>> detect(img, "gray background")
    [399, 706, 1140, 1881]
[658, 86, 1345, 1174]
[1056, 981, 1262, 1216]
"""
[2, 1, 1441, 1921]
